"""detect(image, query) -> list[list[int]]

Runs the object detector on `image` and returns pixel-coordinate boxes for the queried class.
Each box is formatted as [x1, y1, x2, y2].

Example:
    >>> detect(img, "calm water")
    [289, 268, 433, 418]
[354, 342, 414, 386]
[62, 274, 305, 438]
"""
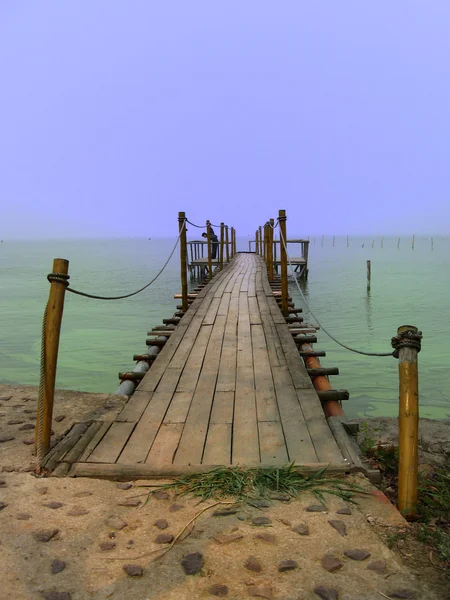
[1, 236, 449, 420]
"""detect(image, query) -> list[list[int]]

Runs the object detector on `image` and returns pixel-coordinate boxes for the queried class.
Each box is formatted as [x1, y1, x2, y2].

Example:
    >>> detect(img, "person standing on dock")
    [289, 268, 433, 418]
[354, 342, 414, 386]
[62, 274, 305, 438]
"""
[202, 228, 219, 259]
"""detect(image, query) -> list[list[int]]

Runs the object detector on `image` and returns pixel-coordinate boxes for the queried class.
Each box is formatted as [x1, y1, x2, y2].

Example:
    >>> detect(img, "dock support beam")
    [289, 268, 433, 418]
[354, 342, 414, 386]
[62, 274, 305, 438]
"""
[278, 209, 289, 316]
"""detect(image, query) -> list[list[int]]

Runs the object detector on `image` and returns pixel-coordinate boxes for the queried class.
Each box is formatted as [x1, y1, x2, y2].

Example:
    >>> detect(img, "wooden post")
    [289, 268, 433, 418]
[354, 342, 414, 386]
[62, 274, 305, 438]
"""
[333, 235, 335, 247]
[35, 258, 69, 457]
[397, 237, 400, 249]
[346, 235, 349, 248]
[231, 227, 235, 258]
[259, 226, 263, 255]
[178, 212, 188, 312]
[412, 235, 415, 250]
[219, 222, 224, 271]
[366, 260, 371, 288]
[206, 220, 212, 280]
[225, 226, 230, 262]
[381, 236, 384, 248]
[431, 237, 434, 251]
[321, 235, 324, 247]
[395, 325, 421, 518]
[233, 228, 237, 255]
[255, 230, 259, 255]
[279, 209, 289, 316]
[268, 218, 274, 281]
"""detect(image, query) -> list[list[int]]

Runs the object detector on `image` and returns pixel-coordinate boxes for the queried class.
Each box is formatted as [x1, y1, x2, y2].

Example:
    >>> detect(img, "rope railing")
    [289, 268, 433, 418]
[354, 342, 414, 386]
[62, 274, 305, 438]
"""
[278, 225, 394, 357]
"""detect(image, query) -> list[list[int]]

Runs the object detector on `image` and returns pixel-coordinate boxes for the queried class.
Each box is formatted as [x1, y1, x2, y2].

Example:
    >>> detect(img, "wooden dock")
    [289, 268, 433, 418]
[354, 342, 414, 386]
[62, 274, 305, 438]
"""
[46, 253, 365, 480]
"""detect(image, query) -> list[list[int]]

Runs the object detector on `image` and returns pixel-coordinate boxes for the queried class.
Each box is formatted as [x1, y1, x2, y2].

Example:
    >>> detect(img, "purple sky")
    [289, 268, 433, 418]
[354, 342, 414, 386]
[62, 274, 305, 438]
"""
[1, 2, 450, 239]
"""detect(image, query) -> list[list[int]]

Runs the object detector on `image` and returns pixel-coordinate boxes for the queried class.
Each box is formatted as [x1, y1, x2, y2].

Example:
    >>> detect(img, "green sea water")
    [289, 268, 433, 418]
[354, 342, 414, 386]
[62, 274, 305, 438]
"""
[1, 235, 448, 420]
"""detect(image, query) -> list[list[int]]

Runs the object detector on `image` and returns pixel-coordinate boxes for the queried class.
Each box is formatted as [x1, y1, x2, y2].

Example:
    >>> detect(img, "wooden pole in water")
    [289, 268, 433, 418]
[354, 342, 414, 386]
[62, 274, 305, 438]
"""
[371, 240, 374, 248]
[225, 226, 230, 262]
[431, 237, 434, 251]
[178, 212, 188, 312]
[412, 235, 415, 250]
[346, 236, 349, 248]
[397, 237, 400, 249]
[321, 235, 324, 247]
[333, 235, 335, 247]
[35, 258, 69, 456]
[206, 220, 212, 280]
[268, 218, 274, 281]
[395, 325, 421, 518]
[366, 260, 371, 287]
[279, 209, 289, 316]
[219, 222, 224, 271]
[381, 236, 384, 248]
[255, 230, 259, 255]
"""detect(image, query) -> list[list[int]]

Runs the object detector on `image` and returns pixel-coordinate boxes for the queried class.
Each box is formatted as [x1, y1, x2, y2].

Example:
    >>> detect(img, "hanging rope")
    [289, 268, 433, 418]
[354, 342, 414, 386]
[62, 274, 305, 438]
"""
[186, 219, 207, 229]
[278, 227, 393, 357]
[51, 222, 185, 301]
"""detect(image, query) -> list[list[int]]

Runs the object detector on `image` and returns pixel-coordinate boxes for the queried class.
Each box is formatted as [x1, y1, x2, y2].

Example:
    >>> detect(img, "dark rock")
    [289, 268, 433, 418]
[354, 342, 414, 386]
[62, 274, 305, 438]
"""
[0, 436, 15, 443]
[255, 533, 276, 544]
[117, 498, 141, 507]
[280, 518, 292, 526]
[278, 559, 298, 572]
[51, 560, 66, 574]
[181, 552, 204, 575]
[314, 586, 338, 600]
[245, 556, 262, 573]
[54, 415, 65, 422]
[328, 519, 347, 537]
[214, 532, 243, 545]
[73, 491, 92, 498]
[247, 586, 273, 599]
[44, 502, 64, 510]
[0, 502, 7, 511]
[23, 409, 34, 414]
[41, 593, 72, 600]
[248, 499, 270, 508]
[213, 508, 238, 516]
[252, 516, 271, 526]
[271, 493, 291, 502]
[321, 554, 343, 572]
[291, 524, 309, 535]
[0, 479, 6, 487]
[33, 529, 59, 542]
[123, 564, 143, 577]
[67, 507, 89, 516]
[306, 504, 326, 512]
[336, 506, 352, 515]
[117, 482, 132, 490]
[169, 502, 184, 512]
[154, 518, 169, 530]
[2, 466, 15, 472]
[366, 560, 387, 574]
[155, 533, 174, 544]
[344, 549, 371, 561]
[37, 486, 48, 495]
[209, 584, 229, 596]
[100, 541, 116, 551]
[153, 490, 170, 500]
[23, 438, 35, 445]
[16, 513, 32, 520]
[0, 396, 12, 401]
[106, 516, 127, 530]
[19, 423, 35, 430]
[108, 532, 116, 539]
[8, 420, 24, 425]
[388, 590, 415, 599]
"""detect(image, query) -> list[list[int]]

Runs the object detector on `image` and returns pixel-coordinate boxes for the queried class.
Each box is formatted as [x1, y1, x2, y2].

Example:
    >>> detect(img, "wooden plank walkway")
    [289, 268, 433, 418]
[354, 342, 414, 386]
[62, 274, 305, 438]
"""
[67, 254, 350, 478]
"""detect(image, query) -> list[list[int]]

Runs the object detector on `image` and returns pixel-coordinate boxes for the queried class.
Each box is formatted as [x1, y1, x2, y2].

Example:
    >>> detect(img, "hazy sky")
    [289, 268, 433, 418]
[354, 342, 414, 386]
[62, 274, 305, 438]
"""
[1, 2, 450, 239]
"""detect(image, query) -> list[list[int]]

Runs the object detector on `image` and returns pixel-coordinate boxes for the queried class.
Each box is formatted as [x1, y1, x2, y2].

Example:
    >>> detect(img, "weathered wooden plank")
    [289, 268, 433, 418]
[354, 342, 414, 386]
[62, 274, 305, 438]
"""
[275, 323, 314, 389]
[258, 421, 289, 464]
[216, 295, 238, 393]
[251, 324, 279, 422]
[87, 422, 135, 464]
[209, 391, 234, 424]
[145, 423, 184, 466]
[116, 391, 153, 423]
[203, 423, 232, 464]
[257, 291, 287, 368]
[248, 296, 262, 325]
[176, 325, 212, 393]
[173, 315, 226, 464]
[271, 365, 318, 463]
[78, 421, 112, 462]
[203, 296, 221, 325]
[164, 391, 193, 424]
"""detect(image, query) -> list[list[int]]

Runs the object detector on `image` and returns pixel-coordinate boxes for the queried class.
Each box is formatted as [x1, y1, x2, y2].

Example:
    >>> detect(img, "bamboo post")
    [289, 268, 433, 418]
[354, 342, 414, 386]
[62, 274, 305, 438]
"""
[178, 212, 188, 312]
[366, 260, 371, 288]
[35, 258, 69, 456]
[225, 226, 230, 262]
[255, 230, 259, 255]
[394, 325, 421, 518]
[279, 209, 289, 316]
[268, 218, 274, 281]
[219, 222, 224, 271]
[206, 220, 212, 280]
[259, 225, 263, 255]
